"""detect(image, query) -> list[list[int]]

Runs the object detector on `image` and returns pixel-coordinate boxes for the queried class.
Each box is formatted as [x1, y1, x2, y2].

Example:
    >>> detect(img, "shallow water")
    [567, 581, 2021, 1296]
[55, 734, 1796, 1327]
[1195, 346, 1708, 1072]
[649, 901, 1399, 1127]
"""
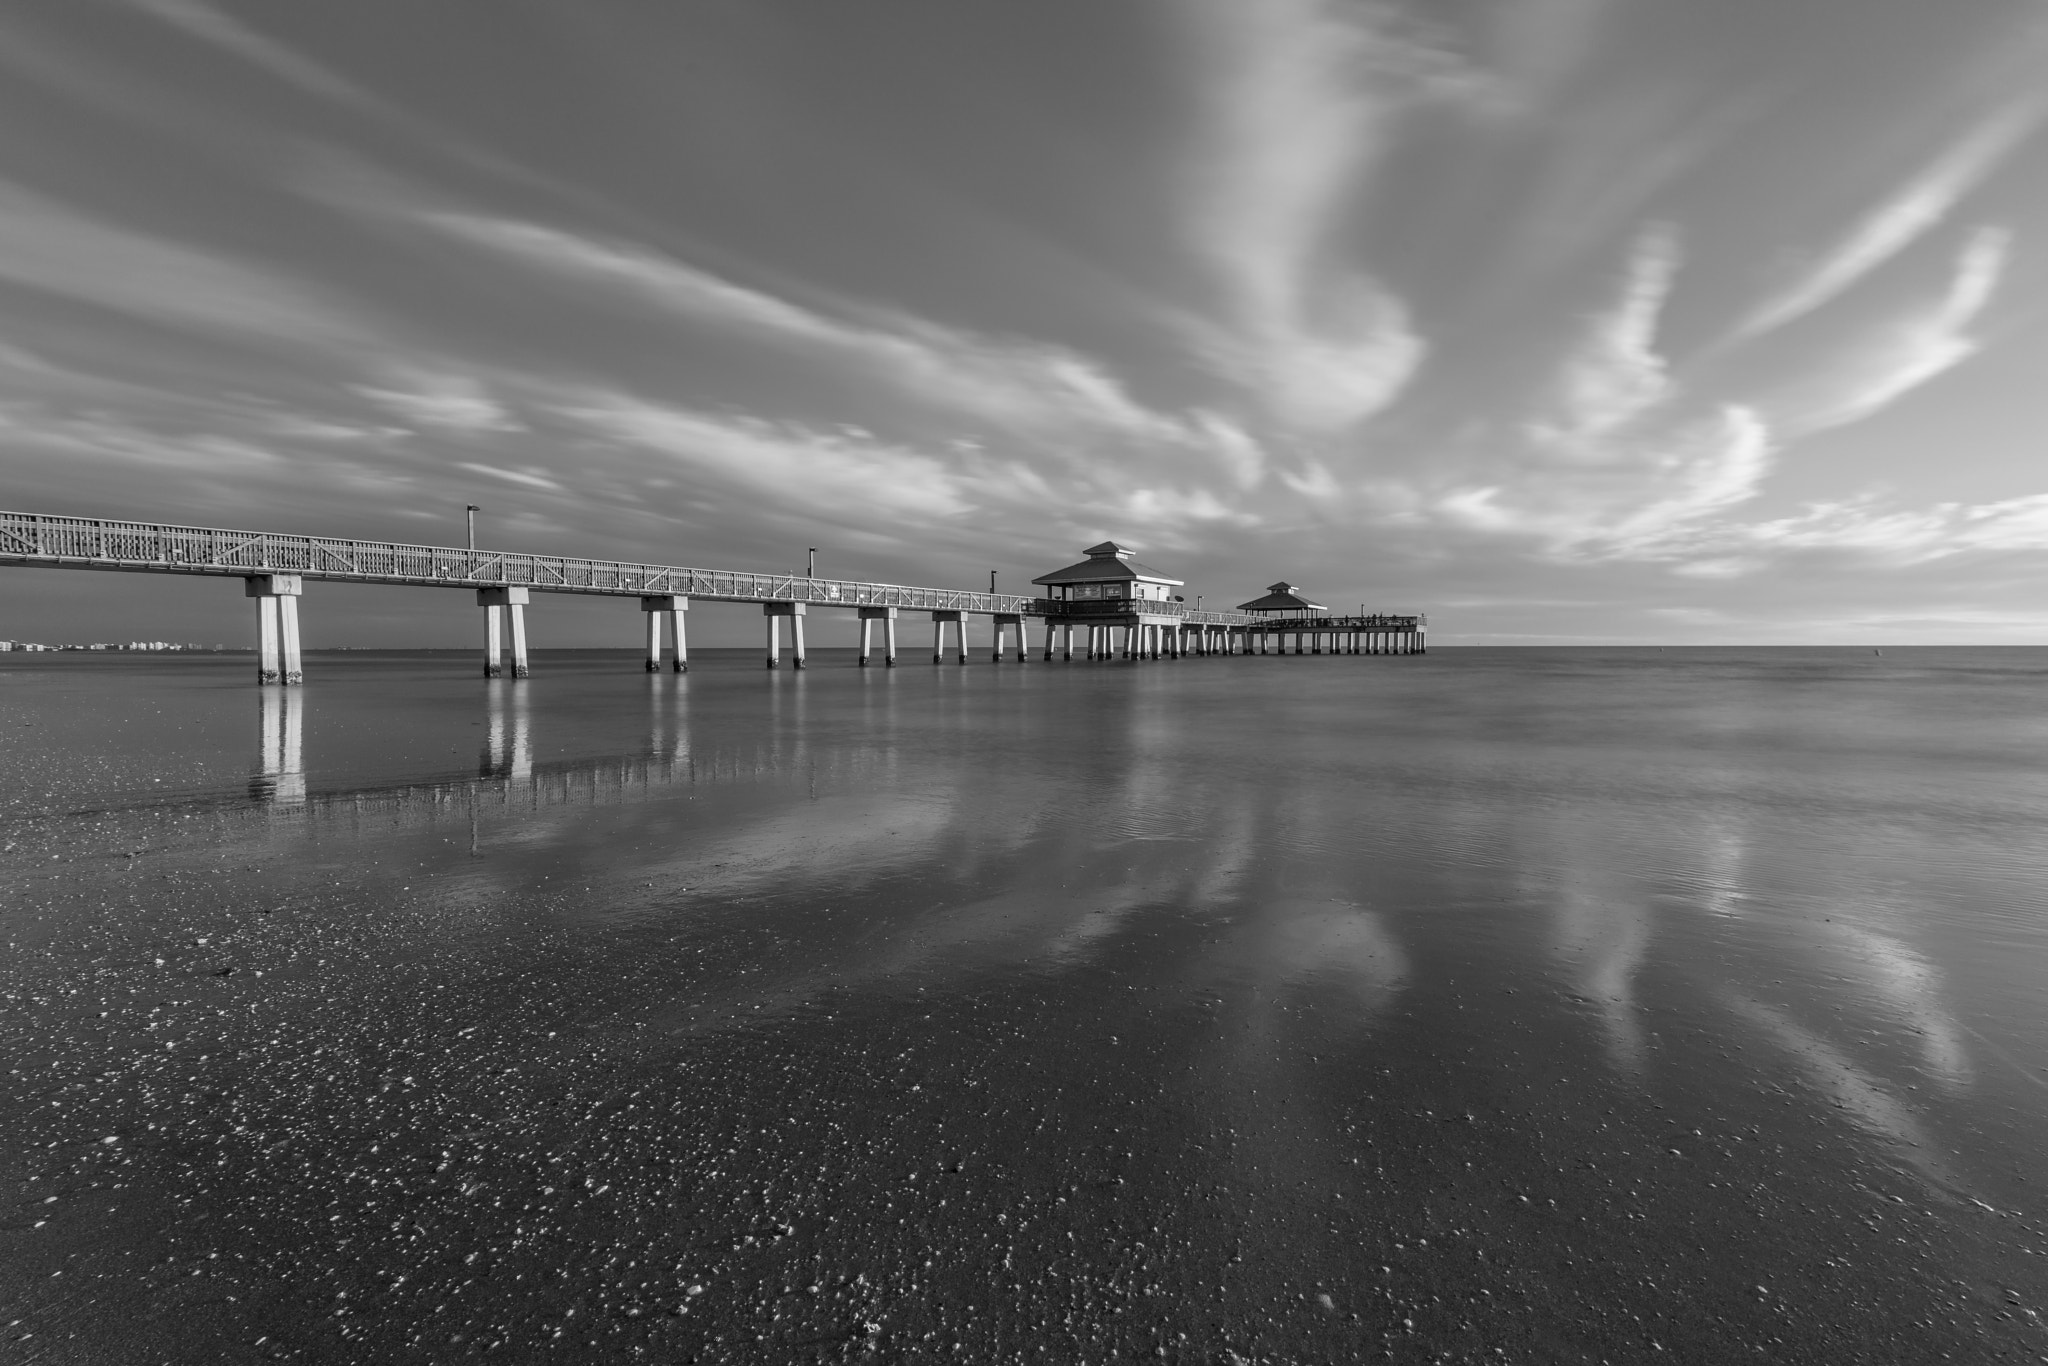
[3, 647, 2046, 1363]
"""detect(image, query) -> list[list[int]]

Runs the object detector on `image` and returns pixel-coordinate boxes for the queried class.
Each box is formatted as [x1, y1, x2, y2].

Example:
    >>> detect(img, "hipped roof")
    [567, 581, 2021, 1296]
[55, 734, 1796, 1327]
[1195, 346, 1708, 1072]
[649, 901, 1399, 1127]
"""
[1032, 541, 1184, 586]
[1236, 582, 1326, 612]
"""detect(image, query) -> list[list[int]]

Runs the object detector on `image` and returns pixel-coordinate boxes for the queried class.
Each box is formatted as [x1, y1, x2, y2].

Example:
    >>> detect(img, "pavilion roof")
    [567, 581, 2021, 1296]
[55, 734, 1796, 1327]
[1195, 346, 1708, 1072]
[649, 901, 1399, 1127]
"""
[1236, 582, 1326, 613]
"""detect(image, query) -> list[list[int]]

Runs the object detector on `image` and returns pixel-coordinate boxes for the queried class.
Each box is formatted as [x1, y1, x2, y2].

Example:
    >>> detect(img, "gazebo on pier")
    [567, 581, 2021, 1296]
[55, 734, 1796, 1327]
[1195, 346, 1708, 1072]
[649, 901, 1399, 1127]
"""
[1235, 581, 1343, 655]
[1030, 541, 1201, 660]
[1235, 582, 1326, 616]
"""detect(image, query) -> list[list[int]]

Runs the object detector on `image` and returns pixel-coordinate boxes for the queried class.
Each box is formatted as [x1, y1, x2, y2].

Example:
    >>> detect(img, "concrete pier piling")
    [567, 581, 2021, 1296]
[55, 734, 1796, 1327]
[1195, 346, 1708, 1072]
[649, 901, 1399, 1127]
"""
[641, 594, 687, 672]
[477, 587, 530, 678]
[858, 606, 896, 666]
[764, 601, 806, 669]
[245, 574, 303, 686]
[993, 613, 1023, 663]
[930, 610, 964, 665]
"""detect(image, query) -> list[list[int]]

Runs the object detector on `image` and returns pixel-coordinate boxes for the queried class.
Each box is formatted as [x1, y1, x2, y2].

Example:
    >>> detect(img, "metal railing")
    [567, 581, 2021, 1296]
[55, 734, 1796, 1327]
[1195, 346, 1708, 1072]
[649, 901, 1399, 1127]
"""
[0, 510, 1423, 627]
[0, 510, 1039, 613]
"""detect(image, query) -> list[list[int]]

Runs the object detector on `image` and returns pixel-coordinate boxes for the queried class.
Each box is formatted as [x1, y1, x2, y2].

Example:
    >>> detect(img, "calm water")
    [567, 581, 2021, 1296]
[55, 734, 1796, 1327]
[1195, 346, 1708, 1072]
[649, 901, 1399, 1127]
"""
[3, 648, 2046, 1364]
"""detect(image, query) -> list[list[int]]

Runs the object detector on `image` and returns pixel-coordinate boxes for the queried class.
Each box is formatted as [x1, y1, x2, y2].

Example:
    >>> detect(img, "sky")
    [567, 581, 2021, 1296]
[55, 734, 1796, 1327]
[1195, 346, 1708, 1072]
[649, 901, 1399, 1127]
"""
[4, 0, 2048, 646]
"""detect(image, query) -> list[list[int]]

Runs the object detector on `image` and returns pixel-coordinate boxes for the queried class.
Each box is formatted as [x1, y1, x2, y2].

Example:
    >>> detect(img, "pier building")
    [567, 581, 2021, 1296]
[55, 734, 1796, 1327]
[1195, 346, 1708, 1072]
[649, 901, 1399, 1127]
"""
[0, 510, 1424, 681]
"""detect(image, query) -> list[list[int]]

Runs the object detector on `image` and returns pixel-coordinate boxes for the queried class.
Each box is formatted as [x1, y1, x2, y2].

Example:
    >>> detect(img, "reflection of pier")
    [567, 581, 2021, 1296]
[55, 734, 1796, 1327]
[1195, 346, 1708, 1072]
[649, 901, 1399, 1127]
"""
[251, 688, 304, 804]
[2, 511, 1426, 682]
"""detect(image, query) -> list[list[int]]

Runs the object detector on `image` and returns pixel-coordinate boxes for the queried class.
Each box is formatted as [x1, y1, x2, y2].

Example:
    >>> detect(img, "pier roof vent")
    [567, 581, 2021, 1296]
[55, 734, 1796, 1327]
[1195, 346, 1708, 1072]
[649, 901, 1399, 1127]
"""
[1032, 540, 1184, 603]
[1236, 582, 1327, 614]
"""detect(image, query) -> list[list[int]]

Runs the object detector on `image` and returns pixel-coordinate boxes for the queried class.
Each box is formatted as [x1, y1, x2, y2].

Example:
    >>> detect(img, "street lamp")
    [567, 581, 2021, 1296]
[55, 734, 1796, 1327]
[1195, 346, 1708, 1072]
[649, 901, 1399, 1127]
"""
[990, 570, 998, 595]
[466, 505, 480, 550]
[807, 548, 817, 578]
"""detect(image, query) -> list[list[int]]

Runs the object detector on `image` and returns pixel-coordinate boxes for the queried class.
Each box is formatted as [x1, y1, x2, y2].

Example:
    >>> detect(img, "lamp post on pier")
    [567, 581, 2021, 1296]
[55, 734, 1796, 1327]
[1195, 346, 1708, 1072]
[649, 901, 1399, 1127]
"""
[808, 548, 817, 578]
[466, 505, 480, 551]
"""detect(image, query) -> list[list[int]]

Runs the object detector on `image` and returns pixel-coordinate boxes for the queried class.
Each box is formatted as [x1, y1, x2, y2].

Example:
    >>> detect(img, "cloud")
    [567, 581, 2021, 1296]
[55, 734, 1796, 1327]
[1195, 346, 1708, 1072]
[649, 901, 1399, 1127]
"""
[1533, 223, 1682, 444]
[454, 461, 563, 493]
[354, 372, 524, 434]
[1177, 0, 1442, 430]
[1766, 225, 2010, 434]
[1734, 95, 2043, 339]
[127, 0, 377, 110]
[0, 177, 358, 344]
[408, 211, 1198, 447]
[555, 391, 975, 521]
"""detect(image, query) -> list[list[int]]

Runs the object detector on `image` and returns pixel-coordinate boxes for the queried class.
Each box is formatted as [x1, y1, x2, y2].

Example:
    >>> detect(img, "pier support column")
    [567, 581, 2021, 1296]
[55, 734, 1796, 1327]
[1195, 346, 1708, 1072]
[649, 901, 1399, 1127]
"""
[1042, 619, 1055, 661]
[858, 606, 897, 667]
[476, 587, 529, 679]
[991, 614, 1007, 663]
[245, 575, 304, 685]
[931, 610, 963, 665]
[508, 602, 529, 678]
[641, 595, 687, 673]
[763, 601, 806, 669]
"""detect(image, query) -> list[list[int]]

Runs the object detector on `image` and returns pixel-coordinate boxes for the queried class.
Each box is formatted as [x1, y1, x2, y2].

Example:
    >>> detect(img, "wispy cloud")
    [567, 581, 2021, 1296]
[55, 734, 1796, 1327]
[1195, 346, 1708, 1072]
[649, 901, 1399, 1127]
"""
[0, 177, 358, 344]
[1532, 223, 1682, 445]
[409, 210, 1214, 453]
[1766, 225, 2010, 434]
[454, 461, 563, 493]
[355, 371, 524, 434]
[1734, 95, 2043, 339]
[1178, 0, 1444, 431]
[556, 391, 976, 521]
[128, 0, 377, 111]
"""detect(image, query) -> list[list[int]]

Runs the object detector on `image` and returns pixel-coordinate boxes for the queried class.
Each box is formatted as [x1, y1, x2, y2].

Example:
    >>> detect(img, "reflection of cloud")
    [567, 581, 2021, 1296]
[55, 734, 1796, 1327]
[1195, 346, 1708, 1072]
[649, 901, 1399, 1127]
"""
[1734, 96, 2043, 339]
[1723, 991, 1967, 1198]
[1817, 923, 1973, 1090]
[1243, 899, 1408, 1012]
[1553, 887, 1650, 1074]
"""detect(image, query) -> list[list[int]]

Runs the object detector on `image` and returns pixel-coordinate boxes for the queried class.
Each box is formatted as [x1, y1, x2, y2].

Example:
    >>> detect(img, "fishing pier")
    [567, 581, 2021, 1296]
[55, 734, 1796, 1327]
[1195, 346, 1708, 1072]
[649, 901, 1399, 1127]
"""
[0, 511, 1425, 683]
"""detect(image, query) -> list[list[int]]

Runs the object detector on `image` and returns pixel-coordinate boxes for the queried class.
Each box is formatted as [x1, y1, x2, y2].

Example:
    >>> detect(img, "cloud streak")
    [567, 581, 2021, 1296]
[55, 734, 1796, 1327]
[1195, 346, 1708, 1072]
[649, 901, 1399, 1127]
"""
[1178, 0, 1442, 431]
[0, 178, 358, 345]
[1765, 225, 2009, 435]
[1734, 95, 2043, 339]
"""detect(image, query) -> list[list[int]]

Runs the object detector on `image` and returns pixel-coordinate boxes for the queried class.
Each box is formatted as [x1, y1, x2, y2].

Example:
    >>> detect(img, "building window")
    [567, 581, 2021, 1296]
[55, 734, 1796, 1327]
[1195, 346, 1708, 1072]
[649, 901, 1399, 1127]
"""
[1103, 584, 1124, 598]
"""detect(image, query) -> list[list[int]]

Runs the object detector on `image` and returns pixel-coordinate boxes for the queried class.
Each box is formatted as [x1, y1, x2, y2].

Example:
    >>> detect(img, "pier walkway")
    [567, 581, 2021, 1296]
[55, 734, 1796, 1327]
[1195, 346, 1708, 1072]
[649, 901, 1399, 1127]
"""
[0, 509, 1424, 682]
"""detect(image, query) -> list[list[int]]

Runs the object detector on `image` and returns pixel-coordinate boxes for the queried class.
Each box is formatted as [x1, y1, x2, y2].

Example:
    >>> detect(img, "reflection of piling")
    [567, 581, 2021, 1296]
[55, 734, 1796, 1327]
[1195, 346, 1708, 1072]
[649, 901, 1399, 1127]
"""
[251, 686, 305, 803]
[480, 685, 531, 780]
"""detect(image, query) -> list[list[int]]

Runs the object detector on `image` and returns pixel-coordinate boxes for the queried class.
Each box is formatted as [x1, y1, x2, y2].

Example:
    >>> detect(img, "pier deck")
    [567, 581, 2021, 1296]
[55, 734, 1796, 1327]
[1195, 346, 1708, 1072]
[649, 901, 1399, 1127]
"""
[1, 509, 1424, 678]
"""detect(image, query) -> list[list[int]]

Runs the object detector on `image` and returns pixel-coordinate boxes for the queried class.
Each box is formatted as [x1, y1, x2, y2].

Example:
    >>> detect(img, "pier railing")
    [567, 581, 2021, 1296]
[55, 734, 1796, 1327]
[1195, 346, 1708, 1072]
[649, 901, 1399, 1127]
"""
[0, 510, 1425, 629]
[0, 510, 1044, 614]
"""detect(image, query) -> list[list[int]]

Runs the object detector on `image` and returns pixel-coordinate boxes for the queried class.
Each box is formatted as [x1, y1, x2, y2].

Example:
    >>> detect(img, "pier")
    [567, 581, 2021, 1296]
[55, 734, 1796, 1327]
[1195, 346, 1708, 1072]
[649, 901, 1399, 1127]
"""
[0, 510, 1425, 682]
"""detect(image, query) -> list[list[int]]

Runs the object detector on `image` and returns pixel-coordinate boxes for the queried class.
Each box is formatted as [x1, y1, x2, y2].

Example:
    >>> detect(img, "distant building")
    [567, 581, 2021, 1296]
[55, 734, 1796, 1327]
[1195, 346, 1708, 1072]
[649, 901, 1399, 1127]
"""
[1236, 582, 1326, 615]
[1030, 541, 1185, 604]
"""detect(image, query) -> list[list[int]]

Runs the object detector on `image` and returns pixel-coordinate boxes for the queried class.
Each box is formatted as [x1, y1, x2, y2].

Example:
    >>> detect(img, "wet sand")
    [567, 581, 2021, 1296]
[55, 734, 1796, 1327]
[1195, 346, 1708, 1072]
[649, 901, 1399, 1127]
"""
[3, 648, 2046, 1363]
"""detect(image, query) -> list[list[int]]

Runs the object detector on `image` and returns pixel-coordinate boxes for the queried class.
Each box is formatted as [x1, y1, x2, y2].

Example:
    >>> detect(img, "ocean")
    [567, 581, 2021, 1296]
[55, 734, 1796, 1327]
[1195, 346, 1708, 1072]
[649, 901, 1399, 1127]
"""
[4, 647, 2045, 1362]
